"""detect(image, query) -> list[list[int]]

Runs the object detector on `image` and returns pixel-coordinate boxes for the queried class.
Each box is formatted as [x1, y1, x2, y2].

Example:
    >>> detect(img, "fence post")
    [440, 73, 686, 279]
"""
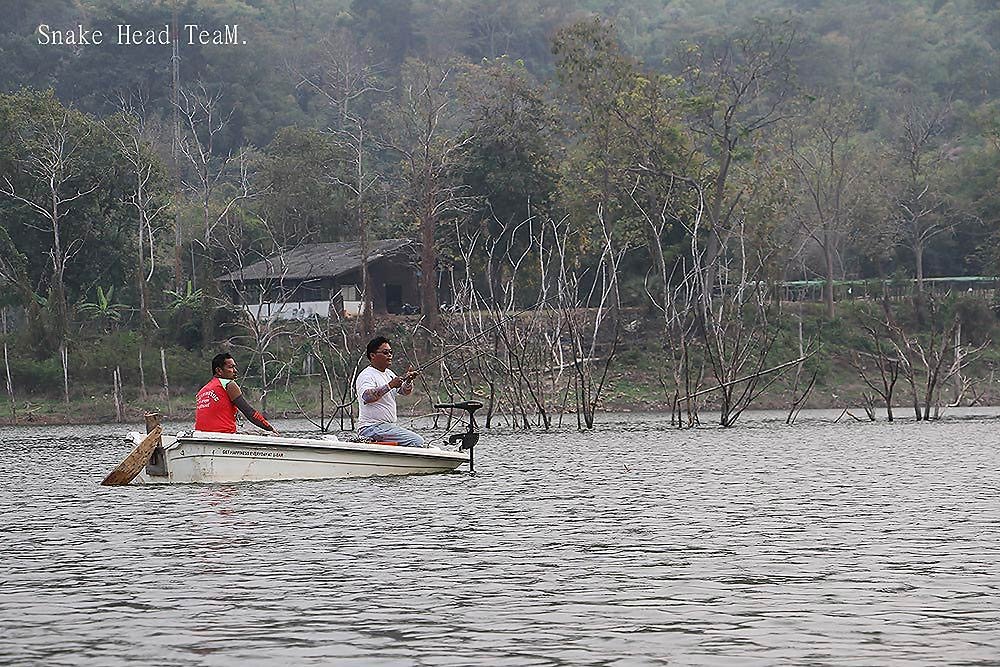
[160, 348, 171, 415]
[113, 366, 124, 423]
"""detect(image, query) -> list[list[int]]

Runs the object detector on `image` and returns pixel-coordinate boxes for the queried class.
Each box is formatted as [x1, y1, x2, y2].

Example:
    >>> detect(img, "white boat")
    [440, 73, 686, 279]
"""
[121, 402, 483, 485]
[125, 431, 468, 484]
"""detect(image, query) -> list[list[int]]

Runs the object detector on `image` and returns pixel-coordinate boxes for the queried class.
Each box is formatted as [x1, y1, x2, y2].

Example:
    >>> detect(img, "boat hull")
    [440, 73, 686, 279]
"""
[131, 431, 469, 484]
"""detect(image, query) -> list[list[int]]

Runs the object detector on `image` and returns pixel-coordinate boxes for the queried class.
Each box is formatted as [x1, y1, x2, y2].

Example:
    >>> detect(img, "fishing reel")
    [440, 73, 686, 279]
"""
[434, 401, 483, 472]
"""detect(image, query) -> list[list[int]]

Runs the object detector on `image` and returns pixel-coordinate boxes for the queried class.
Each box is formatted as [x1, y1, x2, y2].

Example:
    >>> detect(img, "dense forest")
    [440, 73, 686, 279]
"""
[0, 0, 998, 426]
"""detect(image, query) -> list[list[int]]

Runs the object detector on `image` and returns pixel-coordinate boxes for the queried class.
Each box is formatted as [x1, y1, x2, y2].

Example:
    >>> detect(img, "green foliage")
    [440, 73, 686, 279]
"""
[256, 127, 351, 244]
[0, 88, 137, 351]
[7, 355, 63, 395]
[165, 281, 204, 312]
[953, 295, 995, 345]
[553, 18, 691, 273]
[71, 329, 140, 379]
[0, 0, 997, 372]
[163, 281, 205, 349]
[77, 286, 125, 328]
[449, 57, 560, 301]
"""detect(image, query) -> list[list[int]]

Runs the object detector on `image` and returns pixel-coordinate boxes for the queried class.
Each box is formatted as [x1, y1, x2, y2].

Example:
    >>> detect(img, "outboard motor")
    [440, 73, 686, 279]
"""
[434, 401, 483, 473]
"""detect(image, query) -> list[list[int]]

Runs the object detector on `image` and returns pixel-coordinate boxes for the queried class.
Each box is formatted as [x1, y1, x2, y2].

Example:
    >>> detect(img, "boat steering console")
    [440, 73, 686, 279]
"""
[434, 401, 483, 473]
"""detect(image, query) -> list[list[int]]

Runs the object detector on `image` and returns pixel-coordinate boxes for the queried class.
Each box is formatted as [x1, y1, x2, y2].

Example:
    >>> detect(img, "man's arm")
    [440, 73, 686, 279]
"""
[362, 369, 419, 402]
[361, 375, 403, 404]
[226, 381, 279, 433]
[233, 394, 277, 433]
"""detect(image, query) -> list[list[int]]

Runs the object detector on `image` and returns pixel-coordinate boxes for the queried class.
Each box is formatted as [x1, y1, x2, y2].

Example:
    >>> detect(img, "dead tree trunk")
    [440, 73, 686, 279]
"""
[849, 324, 900, 421]
[2, 308, 15, 424]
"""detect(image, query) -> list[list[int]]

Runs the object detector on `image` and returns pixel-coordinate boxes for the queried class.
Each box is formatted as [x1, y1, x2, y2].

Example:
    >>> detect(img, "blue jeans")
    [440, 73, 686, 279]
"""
[358, 423, 426, 448]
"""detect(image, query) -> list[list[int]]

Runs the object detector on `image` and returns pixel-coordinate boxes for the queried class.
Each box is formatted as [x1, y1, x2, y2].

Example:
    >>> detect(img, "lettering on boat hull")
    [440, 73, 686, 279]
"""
[220, 449, 285, 458]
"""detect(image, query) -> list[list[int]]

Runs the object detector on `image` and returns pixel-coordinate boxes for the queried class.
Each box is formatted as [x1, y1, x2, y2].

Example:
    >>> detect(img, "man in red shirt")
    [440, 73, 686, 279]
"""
[195, 353, 279, 435]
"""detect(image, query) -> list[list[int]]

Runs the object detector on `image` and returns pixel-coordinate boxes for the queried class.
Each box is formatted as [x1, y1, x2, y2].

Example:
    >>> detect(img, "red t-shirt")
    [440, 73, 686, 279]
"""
[194, 377, 237, 433]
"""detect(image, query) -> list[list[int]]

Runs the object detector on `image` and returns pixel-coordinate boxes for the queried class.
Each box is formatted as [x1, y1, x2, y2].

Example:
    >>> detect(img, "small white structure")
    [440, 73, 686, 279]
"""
[216, 239, 419, 321]
[243, 299, 336, 320]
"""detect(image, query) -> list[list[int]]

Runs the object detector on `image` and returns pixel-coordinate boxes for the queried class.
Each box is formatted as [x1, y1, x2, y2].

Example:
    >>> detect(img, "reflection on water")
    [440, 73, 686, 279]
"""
[2, 411, 1000, 665]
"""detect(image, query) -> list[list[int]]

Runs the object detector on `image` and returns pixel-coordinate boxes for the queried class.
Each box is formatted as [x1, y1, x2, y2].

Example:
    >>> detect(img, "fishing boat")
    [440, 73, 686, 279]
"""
[104, 402, 482, 485]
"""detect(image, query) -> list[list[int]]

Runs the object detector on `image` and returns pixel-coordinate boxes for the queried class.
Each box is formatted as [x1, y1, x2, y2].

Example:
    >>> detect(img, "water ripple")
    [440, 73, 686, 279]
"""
[2, 415, 1000, 664]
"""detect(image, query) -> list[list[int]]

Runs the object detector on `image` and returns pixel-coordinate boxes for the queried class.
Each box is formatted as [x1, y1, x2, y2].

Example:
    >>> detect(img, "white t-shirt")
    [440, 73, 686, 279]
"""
[356, 366, 399, 429]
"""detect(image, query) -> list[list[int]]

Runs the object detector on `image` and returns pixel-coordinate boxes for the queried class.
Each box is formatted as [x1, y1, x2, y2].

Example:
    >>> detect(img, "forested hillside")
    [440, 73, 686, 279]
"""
[0, 0, 997, 423]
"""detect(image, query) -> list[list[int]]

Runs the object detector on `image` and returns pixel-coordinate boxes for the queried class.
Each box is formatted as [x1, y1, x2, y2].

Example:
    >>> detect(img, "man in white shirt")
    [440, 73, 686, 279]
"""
[356, 336, 425, 447]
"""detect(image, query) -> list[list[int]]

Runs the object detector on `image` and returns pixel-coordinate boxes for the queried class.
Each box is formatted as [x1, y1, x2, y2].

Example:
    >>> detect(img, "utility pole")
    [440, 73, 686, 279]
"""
[171, 1, 183, 291]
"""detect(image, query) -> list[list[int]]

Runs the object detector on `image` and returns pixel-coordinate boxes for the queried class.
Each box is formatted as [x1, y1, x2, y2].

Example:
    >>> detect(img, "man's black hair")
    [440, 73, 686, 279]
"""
[212, 352, 233, 375]
[366, 336, 390, 360]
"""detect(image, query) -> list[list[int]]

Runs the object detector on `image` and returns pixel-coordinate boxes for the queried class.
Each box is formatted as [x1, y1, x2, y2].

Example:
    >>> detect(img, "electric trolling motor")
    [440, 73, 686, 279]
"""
[434, 401, 482, 473]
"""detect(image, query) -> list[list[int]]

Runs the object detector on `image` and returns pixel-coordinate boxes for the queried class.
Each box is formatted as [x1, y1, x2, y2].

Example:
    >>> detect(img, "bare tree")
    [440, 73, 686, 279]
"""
[383, 59, 478, 333]
[891, 96, 958, 295]
[440, 220, 508, 424]
[891, 298, 988, 420]
[299, 311, 367, 431]
[849, 321, 901, 421]
[175, 83, 259, 345]
[105, 91, 171, 399]
[433, 211, 579, 430]
[105, 91, 170, 338]
[548, 209, 626, 429]
[688, 171, 806, 427]
[682, 20, 798, 304]
[2, 307, 15, 424]
[216, 216, 301, 417]
[788, 95, 871, 319]
[294, 31, 388, 337]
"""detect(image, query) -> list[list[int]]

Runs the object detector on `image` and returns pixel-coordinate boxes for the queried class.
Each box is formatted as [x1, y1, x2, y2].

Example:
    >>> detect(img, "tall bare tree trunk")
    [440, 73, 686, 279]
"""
[135, 204, 152, 371]
[953, 321, 963, 402]
[701, 150, 732, 303]
[2, 309, 15, 424]
[200, 192, 215, 347]
[915, 237, 925, 295]
[171, 3, 183, 291]
[358, 126, 374, 337]
[48, 187, 73, 367]
[823, 238, 836, 319]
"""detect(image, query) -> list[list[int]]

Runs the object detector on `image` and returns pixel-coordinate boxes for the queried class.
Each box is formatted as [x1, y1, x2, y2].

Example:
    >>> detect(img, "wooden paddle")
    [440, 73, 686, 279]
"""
[101, 418, 162, 486]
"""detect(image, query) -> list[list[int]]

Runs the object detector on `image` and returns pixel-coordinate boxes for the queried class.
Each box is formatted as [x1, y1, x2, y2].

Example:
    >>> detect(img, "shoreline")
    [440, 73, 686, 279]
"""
[6, 399, 1000, 428]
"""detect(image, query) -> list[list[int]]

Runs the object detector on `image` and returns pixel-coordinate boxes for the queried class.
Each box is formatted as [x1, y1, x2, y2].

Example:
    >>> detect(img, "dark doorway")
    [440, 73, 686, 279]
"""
[385, 284, 403, 313]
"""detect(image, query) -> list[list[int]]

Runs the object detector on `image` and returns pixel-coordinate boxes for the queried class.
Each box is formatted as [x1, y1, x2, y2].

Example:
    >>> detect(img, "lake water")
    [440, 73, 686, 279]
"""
[2, 410, 999, 665]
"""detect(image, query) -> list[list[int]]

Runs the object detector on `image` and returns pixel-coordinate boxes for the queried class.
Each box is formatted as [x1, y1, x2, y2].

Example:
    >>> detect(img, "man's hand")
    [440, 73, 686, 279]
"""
[390, 369, 420, 389]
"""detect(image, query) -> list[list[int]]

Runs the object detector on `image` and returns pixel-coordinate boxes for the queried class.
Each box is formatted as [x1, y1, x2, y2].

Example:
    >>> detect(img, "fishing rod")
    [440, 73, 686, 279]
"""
[409, 294, 561, 373]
